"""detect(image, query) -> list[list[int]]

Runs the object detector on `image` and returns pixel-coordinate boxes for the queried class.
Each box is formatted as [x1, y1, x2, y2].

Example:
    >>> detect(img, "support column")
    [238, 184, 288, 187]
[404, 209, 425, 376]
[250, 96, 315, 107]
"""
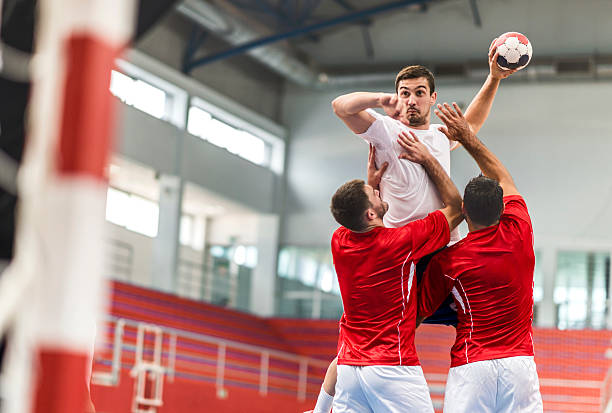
[152, 174, 183, 293]
[249, 214, 279, 316]
[606, 252, 612, 329]
[586, 252, 595, 328]
[537, 246, 557, 327]
[201, 216, 213, 302]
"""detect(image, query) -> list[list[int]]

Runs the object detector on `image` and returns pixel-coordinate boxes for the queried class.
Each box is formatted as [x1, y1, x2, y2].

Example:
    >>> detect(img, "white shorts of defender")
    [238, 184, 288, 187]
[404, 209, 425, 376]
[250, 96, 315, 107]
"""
[333, 365, 434, 413]
[443, 356, 543, 413]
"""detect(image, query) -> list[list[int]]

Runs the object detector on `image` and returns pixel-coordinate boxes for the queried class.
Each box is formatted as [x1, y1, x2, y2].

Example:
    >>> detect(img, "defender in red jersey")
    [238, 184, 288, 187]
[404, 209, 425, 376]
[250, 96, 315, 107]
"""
[311, 42, 519, 413]
[328, 133, 463, 413]
[417, 103, 543, 412]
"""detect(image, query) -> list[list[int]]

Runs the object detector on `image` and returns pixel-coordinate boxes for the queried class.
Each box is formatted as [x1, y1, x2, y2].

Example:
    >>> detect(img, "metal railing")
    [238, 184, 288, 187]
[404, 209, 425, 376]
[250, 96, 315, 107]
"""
[602, 344, 612, 413]
[93, 316, 329, 403]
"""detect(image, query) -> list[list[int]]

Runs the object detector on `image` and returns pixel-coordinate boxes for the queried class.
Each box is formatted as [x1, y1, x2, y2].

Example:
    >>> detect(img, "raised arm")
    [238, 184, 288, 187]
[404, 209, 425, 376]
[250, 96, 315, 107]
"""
[462, 39, 518, 136]
[331, 92, 406, 134]
[397, 132, 463, 230]
[436, 102, 519, 197]
[366, 144, 388, 190]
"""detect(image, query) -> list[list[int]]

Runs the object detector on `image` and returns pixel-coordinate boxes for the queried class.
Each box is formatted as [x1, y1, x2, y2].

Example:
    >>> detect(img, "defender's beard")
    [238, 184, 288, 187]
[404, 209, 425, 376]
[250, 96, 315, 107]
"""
[375, 202, 388, 219]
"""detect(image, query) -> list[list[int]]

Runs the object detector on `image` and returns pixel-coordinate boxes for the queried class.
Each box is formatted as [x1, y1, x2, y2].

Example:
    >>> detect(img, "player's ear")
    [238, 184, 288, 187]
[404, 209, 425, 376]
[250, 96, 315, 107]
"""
[365, 208, 377, 221]
[430, 91, 437, 107]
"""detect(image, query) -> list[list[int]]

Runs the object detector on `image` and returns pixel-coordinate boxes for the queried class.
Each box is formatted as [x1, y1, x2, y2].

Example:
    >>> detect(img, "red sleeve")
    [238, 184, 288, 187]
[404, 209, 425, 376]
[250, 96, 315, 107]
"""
[394, 210, 450, 261]
[418, 254, 455, 319]
[502, 195, 532, 229]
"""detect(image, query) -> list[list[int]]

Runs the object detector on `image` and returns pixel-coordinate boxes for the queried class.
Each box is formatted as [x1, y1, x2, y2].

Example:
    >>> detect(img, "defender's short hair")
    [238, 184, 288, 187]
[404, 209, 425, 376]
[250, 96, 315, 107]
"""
[463, 175, 504, 227]
[395, 65, 435, 94]
[330, 179, 371, 232]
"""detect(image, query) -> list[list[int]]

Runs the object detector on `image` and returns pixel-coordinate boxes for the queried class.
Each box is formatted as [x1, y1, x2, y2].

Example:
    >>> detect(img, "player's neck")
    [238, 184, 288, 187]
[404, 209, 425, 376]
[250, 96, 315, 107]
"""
[467, 220, 499, 232]
[353, 219, 385, 233]
[410, 124, 430, 130]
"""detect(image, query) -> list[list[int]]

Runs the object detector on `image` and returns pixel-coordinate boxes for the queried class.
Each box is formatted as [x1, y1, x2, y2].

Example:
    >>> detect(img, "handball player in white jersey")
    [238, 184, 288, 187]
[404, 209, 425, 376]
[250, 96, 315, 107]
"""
[310, 46, 517, 413]
[417, 103, 543, 413]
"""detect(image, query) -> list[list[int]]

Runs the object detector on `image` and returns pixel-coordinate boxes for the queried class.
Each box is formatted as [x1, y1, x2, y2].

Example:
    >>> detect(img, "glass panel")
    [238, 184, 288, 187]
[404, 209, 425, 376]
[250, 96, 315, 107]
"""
[110, 70, 167, 120]
[179, 215, 193, 246]
[233, 245, 247, 266]
[105, 187, 130, 227]
[245, 246, 258, 268]
[206, 119, 235, 149]
[192, 216, 206, 251]
[187, 106, 212, 138]
[235, 131, 266, 165]
[110, 70, 133, 102]
[130, 80, 167, 120]
[534, 250, 543, 303]
[319, 265, 334, 293]
[277, 247, 339, 292]
[554, 251, 610, 329]
[187, 105, 269, 166]
[125, 195, 159, 237]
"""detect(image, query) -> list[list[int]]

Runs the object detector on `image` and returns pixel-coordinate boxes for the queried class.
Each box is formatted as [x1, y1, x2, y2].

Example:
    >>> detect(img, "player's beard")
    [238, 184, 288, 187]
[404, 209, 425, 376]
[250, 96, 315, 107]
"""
[407, 110, 427, 127]
[374, 201, 388, 219]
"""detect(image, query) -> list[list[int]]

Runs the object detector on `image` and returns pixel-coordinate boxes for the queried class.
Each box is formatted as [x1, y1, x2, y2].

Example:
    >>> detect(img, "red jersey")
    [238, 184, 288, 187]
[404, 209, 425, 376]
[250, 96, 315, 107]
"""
[332, 210, 450, 366]
[418, 195, 535, 367]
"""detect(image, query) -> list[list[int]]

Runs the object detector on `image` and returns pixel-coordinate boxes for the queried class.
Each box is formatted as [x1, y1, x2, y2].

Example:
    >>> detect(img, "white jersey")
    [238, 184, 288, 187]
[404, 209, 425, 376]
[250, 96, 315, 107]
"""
[359, 109, 461, 243]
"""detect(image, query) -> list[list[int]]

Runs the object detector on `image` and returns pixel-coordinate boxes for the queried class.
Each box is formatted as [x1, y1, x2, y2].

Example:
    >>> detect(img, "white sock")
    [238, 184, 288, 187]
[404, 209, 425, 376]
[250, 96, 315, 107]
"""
[313, 386, 334, 413]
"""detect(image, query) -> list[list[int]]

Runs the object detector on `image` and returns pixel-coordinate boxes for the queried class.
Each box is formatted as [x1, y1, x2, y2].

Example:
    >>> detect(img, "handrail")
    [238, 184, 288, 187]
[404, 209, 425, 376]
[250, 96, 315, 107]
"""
[106, 315, 329, 367]
[94, 316, 329, 403]
[92, 319, 125, 386]
[602, 352, 612, 413]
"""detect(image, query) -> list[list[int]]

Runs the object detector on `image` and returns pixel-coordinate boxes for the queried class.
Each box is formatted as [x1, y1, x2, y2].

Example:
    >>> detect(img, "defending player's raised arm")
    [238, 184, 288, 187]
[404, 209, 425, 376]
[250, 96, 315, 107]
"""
[332, 92, 405, 134]
[367, 144, 388, 190]
[436, 102, 519, 197]
[461, 39, 517, 137]
[397, 132, 463, 230]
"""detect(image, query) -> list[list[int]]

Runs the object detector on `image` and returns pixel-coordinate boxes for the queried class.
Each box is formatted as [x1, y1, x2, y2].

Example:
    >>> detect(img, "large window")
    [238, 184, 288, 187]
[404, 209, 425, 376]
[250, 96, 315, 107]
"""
[210, 245, 258, 268]
[277, 247, 340, 295]
[554, 251, 610, 329]
[105, 187, 159, 237]
[277, 246, 342, 319]
[110, 70, 167, 120]
[109, 63, 284, 173]
[179, 214, 206, 251]
[534, 251, 543, 303]
[187, 106, 270, 166]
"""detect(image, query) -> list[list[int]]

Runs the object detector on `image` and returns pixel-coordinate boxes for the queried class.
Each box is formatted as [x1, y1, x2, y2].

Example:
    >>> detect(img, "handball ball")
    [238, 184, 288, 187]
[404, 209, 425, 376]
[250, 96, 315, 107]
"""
[492, 32, 532, 70]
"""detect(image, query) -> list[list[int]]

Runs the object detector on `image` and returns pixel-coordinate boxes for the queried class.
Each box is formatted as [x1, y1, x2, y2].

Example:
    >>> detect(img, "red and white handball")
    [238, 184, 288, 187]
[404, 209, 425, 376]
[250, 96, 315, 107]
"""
[491, 32, 533, 71]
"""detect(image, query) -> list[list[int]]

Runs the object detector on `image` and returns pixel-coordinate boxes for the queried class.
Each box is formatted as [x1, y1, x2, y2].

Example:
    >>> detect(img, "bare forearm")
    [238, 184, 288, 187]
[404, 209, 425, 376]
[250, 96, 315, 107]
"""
[459, 132, 514, 186]
[463, 75, 501, 134]
[332, 92, 383, 117]
[421, 157, 462, 211]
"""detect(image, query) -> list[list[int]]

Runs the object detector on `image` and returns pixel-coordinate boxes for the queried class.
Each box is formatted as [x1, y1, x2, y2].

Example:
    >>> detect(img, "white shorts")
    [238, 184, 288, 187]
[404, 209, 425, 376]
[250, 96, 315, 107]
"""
[333, 364, 434, 413]
[443, 356, 543, 413]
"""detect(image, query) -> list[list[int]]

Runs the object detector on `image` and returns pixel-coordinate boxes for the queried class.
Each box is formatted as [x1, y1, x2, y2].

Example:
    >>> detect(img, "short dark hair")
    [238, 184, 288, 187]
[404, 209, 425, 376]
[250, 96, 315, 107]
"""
[463, 175, 504, 227]
[395, 65, 435, 94]
[330, 179, 371, 232]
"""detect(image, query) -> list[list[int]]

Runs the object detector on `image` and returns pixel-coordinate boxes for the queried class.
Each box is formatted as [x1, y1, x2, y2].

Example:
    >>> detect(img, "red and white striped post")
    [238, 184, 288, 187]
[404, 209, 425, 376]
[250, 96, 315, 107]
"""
[7, 1, 136, 412]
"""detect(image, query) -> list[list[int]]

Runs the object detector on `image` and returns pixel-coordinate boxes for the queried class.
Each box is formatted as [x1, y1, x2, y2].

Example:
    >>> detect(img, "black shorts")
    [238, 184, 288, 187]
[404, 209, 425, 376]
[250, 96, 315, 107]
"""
[416, 247, 458, 327]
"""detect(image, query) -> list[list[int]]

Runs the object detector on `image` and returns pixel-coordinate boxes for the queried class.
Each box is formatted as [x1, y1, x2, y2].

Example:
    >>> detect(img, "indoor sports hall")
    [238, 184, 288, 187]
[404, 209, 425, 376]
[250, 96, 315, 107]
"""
[0, 1, 611, 412]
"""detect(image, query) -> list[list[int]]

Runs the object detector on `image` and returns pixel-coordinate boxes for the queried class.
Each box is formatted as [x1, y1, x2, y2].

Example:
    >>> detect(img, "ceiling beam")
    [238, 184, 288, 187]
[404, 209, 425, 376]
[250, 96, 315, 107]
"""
[469, 0, 482, 28]
[184, 0, 430, 71]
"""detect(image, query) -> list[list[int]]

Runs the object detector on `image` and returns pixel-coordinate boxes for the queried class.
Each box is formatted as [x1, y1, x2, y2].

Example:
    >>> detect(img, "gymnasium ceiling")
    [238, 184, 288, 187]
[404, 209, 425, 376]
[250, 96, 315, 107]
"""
[172, 0, 612, 86]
